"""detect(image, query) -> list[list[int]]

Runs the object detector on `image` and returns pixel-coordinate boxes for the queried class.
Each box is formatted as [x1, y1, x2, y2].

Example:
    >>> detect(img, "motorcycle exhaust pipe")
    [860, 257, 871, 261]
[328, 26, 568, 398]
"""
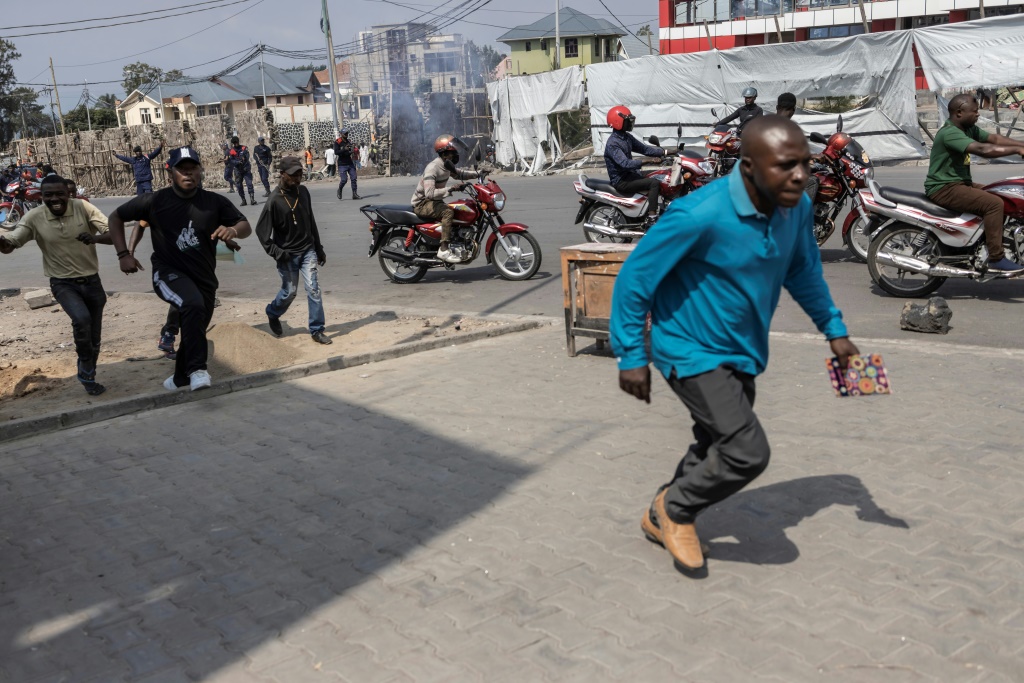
[381, 248, 442, 266]
[583, 222, 646, 239]
[873, 251, 977, 278]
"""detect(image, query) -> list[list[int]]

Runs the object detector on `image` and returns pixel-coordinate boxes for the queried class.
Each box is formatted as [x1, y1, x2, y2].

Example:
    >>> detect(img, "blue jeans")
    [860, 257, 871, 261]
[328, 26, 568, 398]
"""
[266, 249, 325, 334]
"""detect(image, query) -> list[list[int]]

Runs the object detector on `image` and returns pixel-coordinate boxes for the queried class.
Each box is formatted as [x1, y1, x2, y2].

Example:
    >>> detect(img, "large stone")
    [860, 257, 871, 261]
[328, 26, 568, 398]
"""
[23, 289, 55, 309]
[900, 296, 952, 334]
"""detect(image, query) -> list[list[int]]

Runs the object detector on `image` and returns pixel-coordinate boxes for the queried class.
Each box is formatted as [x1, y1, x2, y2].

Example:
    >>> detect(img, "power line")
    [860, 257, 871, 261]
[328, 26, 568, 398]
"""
[594, 0, 641, 40]
[1, 0, 258, 39]
[5, 0, 236, 30]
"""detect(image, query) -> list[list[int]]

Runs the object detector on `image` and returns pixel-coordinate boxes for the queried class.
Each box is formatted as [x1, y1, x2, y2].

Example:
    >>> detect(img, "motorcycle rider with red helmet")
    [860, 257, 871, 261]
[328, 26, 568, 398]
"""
[411, 134, 481, 264]
[604, 105, 665, 222]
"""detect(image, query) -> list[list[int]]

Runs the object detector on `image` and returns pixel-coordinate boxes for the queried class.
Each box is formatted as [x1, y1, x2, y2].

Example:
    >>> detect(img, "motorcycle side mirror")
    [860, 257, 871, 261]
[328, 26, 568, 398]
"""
[711, 108, 718, 118]
[648, 135, 660, 146]
[476, 150, 482, 162]
[677, 124, 682, 137]
[837, 115, 844, 133]
[809, 132, 829, 145]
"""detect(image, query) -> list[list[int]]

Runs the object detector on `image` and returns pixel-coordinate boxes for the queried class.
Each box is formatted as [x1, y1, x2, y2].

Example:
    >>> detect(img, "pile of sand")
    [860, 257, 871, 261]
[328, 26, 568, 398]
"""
[207, 322, 301, 375]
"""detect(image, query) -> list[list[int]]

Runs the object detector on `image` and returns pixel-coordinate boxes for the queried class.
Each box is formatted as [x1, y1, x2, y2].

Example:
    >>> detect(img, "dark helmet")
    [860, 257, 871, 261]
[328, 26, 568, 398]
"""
[257, 136, 265, 143]
[742, 87, 758, 99]
[231, 136, 240, 145]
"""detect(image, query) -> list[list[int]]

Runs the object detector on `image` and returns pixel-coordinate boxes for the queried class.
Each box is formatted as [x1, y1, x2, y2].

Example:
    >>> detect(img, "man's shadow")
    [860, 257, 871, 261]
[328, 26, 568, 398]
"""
[698, 474, 908, 565]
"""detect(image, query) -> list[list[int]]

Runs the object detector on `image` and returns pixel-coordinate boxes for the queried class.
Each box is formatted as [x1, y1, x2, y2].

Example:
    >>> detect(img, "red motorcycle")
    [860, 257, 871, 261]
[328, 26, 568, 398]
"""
[1, 177, 42, 229]
[574, 131, 714, 243]
[706, 110, 741, 178]
[365, 173, 541, 283]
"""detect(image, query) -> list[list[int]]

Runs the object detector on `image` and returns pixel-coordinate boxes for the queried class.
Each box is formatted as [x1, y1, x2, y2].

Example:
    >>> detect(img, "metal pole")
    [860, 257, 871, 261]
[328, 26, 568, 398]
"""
[555, 0, 561, 69]
[322, 0, 341, 134]
[84, 80, 92, 131]
[703, 20, 714, 51]
[157, 82, 164, 122]
[259, 44, 268, 108]
[45, 88, 58, 137]
[20, 105, 29, 140]
[387, 85, 393, 176]
[774, 16, 783, 43]
[979, 0, 985, 18]
[49, 58, 67, 137]
[856, 0, 870, 34]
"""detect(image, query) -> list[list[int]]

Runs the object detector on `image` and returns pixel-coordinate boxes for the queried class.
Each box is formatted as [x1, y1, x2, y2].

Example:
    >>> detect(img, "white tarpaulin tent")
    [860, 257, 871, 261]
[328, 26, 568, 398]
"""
[585, 30, 925, 162]
[914, 14, 1024, 91]
[486, 66, 586, 174]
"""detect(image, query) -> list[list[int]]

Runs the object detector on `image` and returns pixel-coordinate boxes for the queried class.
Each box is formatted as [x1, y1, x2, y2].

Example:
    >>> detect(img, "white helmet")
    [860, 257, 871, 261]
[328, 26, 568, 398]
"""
[742, 87, 758, 98]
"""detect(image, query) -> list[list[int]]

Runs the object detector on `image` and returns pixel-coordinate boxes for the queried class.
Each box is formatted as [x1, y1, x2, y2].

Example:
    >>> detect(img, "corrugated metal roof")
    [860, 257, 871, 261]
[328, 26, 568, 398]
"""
[497, 7, 623, 42]
[219, 63, 313, 97]
[141, 79, 247, 105]
[617, 34, 660, 59]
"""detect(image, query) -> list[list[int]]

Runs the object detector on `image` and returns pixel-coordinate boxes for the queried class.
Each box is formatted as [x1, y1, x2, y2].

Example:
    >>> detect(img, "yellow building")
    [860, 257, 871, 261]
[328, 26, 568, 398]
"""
[497, 7, 624, 76]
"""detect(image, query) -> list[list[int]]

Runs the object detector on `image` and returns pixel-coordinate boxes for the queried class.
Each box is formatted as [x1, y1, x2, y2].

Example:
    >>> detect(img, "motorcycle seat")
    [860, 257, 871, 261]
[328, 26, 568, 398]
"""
[679, 149, 706, 160]
[376, 205, 422, 225]
[584, 177, 628, 197]
[879, 187, 960, 219]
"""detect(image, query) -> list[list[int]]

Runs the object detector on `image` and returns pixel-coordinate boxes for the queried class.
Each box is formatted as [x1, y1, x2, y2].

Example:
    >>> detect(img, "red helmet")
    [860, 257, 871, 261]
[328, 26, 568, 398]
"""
[823, 132, 852, 161]
[607, 105, 635, 132]
[434, 134, 459, 155]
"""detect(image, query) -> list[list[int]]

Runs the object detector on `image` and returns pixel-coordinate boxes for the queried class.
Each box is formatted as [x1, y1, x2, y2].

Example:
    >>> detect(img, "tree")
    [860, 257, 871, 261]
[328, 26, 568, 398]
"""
[122, 62, 165, 95]
[466, 42, 506, 87]
[637, 25, 653, 36]
[285, 63, 327, 72]
[1, 87, 50, 143]
[164, 69, 184, 83]
[64, 102, 118, 132]
[0, 40, 39, 146]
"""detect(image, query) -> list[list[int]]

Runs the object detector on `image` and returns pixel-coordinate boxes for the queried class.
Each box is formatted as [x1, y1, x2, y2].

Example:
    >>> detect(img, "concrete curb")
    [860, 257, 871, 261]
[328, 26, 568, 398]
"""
[0, 319, 548, 445]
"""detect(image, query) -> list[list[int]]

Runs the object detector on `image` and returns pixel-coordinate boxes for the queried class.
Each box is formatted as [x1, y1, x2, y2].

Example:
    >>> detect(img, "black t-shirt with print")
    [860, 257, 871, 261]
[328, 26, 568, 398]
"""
[117, 187, 244, 291]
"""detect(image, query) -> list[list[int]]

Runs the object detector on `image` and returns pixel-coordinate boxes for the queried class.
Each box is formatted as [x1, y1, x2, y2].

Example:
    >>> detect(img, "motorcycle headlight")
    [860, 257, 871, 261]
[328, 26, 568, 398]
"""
[698, 161, 714, 175]
[708, 134, 724, 144]
[492, 192, 505, 211]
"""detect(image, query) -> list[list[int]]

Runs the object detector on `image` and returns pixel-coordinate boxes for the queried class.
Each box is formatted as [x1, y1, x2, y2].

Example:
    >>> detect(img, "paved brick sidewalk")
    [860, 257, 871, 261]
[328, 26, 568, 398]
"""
[2, 326, 1023, 682]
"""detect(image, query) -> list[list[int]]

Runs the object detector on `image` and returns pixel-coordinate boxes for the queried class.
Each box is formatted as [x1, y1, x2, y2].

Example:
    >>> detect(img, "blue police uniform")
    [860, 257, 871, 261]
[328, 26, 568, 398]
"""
[230, 144, 255, 203]
[253, 142, 273, 195]
[114, 144, 163, 194]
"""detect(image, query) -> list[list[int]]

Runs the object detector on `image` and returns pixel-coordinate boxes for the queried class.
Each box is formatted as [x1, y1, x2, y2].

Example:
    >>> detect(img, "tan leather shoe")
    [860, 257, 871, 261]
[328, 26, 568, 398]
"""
[653, 490, 705, 570]
[642, 502, 710, 554]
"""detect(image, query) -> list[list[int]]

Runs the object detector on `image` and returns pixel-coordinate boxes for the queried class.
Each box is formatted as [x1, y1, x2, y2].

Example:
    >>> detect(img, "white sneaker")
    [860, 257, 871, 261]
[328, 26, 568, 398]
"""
[163, 375, 179, 391]
[189, 369, 212, 391]
[437, 248, 461, 264]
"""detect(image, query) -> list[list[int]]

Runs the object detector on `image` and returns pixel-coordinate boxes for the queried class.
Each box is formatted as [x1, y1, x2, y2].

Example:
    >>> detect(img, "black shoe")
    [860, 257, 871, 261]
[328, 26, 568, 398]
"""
[240, 198, 248, 206]
[352, 193, 362, 200]
[336, 187, 344, 200]
[268, 314, 283, 337]
[311, 331, 333, 345]
[249, 194, 256, 204]
[263, 190, 270, 197]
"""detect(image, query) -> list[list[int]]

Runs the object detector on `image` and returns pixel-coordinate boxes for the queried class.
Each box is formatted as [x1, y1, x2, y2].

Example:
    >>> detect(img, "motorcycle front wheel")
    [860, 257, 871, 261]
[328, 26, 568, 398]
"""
[867, 224, 946, 298]
[490, 231, 542, 281]
[583, 205, 631, 244]
[378, 230, 427, 284]
[843, 214, 877, 263]
[0, 206, 21, 229]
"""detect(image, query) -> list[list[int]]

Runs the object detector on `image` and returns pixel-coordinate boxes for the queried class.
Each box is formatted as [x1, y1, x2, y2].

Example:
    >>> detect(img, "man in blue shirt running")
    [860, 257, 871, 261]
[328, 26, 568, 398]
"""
[611, 116, 860, 573]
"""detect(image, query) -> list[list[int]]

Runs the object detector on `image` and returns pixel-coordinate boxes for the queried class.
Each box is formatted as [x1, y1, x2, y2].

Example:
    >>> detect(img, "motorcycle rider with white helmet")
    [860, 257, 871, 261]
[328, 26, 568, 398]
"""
[717, 87, 764, 132]
[604, 105, 666, 223]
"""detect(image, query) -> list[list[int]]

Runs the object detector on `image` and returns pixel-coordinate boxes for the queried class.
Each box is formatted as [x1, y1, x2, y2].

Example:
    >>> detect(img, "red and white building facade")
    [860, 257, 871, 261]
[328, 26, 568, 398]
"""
[659, 0, 1023, 87]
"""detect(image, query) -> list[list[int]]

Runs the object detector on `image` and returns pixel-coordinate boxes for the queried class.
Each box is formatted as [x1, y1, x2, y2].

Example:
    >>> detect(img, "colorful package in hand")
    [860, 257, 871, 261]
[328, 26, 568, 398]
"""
[827, 353, 891, 397]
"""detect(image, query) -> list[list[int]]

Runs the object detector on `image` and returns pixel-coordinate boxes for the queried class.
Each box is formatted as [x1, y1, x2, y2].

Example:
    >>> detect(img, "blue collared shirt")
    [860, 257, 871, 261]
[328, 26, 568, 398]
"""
[610, 166, 848, 379]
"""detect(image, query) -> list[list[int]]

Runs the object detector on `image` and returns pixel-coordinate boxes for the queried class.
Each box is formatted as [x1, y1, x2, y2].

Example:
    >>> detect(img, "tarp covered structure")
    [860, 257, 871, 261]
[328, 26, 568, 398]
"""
[486, 66, 585, 174]
[914, 14, 1024, 91]
[586, 30, 925, 162]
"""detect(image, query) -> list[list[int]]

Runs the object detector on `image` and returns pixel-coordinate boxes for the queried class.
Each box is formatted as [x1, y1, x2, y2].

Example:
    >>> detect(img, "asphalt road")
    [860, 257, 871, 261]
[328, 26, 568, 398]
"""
[3, 164, 1023, 348]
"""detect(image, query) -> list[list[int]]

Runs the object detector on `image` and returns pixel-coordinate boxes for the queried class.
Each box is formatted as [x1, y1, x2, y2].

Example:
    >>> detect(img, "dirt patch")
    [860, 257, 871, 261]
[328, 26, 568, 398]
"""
[0, 291, 502, 421]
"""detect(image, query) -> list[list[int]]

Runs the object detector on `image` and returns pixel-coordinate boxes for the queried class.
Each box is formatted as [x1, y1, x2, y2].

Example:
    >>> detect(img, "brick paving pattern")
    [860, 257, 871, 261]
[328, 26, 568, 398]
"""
[2, 327, 1023, 682]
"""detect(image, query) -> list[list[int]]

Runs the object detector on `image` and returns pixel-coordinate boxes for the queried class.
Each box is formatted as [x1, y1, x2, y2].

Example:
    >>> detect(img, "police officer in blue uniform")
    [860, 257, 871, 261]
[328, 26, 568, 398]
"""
[229, 136, 256, 206]
[253, 136, 273, 197]
[113, 143, 163, 194]
[221, 142, 236, 193]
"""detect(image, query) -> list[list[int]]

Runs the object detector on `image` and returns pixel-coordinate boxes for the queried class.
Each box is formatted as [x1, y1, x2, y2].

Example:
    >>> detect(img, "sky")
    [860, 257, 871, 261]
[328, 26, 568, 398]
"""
[7, 0, 657, 106]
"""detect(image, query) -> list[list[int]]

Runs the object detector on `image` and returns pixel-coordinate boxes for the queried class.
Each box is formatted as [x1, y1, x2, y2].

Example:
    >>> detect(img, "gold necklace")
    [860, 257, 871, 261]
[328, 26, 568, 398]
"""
[283, 192, 299, 225]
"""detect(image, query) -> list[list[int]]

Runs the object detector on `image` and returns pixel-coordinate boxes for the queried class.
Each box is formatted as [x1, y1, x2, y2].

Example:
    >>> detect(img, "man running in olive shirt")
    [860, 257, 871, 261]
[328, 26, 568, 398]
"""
[0, 175, 113, 395]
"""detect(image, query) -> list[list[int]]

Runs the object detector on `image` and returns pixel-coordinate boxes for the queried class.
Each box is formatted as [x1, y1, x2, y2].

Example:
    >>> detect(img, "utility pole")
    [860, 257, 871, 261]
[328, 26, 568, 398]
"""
[979, 0, 985, 17]
[48, 57, 67, 137]
[259, 44, 268, 108]
[856, 0, 870, 34]
[322, 0, 341, 133]
[20, 105, 29, 141]
[84, 80, 92, 131]
[44, 87, 58, 136]
[555, 0, 561, 69]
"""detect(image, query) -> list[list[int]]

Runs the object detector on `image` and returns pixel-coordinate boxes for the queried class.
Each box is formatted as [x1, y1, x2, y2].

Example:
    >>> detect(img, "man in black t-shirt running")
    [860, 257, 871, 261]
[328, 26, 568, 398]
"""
[107, 146, 252, 391]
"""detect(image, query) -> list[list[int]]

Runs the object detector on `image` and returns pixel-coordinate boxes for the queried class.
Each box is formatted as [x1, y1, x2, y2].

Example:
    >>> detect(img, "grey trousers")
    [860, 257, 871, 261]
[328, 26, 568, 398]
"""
[663, 366, 771, 523]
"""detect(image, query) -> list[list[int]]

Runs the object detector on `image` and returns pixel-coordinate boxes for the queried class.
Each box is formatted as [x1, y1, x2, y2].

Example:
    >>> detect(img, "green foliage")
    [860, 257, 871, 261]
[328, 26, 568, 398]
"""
[122, 62, 165, 95]
[284, 63, 327, 72]
[637, 24, 653, 36]
[466, 42, 506, 87]
[64, 104, 118, 131]
[804, 96, 859, 113]
[0, 41, 51, 146]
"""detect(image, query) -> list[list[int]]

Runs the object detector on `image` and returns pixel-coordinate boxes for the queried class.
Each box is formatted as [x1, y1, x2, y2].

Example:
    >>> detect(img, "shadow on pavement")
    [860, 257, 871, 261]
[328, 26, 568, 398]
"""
[0, 383, 533, 681]
[699, 474, 908, 565]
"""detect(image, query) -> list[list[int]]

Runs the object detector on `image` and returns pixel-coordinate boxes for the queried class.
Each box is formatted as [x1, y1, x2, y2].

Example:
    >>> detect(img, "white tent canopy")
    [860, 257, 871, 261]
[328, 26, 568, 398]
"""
[914, 14, 1024, 91]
